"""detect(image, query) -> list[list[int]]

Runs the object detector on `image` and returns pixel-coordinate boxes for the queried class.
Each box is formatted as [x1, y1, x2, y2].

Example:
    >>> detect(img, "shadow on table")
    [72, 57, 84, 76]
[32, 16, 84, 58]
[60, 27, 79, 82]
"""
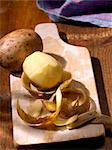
[91, 57, 112, 137]
[56, 20, 99, 27]
[17, 136, 104, 150]
[91, 57, 110, 116]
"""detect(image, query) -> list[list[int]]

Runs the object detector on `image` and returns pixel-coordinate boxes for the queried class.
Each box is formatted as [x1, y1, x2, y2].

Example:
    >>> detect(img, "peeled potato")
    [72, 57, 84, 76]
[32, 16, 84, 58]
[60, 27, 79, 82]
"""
[0, 29, 43, 72]
[23, 52, 63, 90]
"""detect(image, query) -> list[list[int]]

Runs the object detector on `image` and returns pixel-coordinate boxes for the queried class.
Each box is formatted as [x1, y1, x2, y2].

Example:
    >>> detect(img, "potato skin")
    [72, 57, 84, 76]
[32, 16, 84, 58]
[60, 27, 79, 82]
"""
[0, 29, 43, 72]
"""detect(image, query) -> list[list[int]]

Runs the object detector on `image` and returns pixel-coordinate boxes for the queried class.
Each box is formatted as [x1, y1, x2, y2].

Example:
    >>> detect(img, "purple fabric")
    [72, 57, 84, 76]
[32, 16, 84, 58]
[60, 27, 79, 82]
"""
[37, 0, 112, 28]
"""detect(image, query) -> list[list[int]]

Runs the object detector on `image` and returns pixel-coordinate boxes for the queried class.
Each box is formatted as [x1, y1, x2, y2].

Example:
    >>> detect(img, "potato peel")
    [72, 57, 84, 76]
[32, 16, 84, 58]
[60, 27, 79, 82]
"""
[43, 101, 56, 112]
[60, 87, 90, 118]
[91, 114, 112, 125]
[54, 115, 78, 126]
[62, 71, 72, 82]
[17, 100, 40, 124]
[27, 99, 43, 118]
[16, 86, 62, 127]
[17, 78, 98, 129]
[21, 72, 54, 99]
[17, 99, 52, 126]
[67, 111, 97, 129]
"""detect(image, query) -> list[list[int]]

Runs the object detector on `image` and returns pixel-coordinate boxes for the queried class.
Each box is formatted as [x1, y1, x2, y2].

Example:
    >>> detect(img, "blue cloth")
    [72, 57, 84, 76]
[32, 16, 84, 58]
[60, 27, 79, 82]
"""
[37, 0, 112, 28]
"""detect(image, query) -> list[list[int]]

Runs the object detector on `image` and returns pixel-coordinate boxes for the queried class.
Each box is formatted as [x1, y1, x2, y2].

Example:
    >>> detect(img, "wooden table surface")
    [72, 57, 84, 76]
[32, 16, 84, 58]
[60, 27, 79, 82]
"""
[0, 1, 112, 150]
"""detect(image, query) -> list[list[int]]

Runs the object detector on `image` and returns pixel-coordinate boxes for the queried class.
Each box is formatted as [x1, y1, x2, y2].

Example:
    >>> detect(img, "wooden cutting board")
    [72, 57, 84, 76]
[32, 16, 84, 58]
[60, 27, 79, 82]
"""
[10, 23, 105, 147]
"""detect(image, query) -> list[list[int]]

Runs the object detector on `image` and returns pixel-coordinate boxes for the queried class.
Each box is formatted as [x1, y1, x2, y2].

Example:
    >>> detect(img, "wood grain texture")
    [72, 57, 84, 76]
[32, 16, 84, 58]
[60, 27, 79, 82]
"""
[0, 0, 50, 38]
[0, 0, 112, 149]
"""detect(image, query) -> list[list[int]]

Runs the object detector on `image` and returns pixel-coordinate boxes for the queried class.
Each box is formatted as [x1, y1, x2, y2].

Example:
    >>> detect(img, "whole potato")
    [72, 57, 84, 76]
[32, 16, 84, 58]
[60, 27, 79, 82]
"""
[0, 29, 43, 72]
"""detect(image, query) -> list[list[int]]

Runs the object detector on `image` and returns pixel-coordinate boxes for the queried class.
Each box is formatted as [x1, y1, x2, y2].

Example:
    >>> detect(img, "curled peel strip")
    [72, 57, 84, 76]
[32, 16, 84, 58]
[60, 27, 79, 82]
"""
[17, 86, 62, 127]
[21, 72, 55, 99]
[17, 78, 97, 129]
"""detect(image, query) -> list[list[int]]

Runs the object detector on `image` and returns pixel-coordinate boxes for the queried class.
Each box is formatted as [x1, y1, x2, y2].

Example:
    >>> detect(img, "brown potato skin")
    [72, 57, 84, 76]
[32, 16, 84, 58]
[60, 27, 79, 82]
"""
[0, 29, 43, 72]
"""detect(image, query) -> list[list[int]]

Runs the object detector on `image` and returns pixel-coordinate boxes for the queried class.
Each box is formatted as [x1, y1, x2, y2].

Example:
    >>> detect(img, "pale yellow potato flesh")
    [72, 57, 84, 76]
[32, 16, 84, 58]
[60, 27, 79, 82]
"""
[23, 52, 63, 90]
